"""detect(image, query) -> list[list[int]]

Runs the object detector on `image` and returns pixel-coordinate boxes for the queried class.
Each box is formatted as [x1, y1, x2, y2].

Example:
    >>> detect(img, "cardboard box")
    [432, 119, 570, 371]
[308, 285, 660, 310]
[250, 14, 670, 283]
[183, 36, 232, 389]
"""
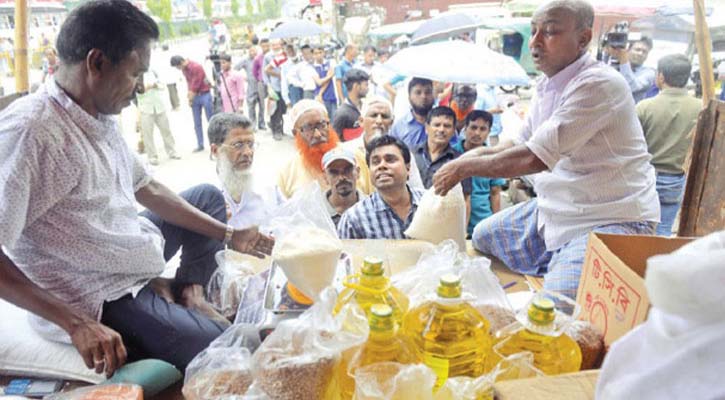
[493, 370, 599, 400]
[575, 233, 693, 345]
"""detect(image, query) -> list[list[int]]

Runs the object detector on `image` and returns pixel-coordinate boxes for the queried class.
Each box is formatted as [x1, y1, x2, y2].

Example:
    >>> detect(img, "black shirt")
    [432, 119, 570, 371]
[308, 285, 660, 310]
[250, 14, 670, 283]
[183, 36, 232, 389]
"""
[332, 99, 360, 141]
[413, 141, 472, 195]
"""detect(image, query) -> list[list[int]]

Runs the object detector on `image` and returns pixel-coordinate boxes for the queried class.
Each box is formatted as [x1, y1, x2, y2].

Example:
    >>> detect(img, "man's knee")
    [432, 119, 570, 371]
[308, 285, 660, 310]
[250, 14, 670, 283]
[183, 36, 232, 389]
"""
[471, 218, 497, 253]
[172, 322, 224, 370]
[180, 184, 226, 223]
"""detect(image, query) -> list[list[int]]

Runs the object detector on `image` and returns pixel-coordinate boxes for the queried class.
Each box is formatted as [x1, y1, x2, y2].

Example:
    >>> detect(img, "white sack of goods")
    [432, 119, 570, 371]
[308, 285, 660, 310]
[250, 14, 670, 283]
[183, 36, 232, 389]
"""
[405, 184, 466, 249]
[272, 226, 343, 301]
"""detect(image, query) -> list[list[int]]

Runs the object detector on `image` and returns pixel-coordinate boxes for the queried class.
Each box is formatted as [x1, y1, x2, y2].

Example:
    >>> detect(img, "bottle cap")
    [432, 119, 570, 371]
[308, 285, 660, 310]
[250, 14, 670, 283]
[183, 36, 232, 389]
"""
[362, 256, 384, 276]
[528, 297, 556, 326]
[369, 304, 394, 331]
[437, 274, 462, 298]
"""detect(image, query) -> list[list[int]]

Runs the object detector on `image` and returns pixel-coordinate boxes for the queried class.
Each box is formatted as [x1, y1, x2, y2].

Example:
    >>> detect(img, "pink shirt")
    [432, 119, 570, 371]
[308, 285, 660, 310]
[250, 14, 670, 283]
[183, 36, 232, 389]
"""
[220, 69, 246, 113]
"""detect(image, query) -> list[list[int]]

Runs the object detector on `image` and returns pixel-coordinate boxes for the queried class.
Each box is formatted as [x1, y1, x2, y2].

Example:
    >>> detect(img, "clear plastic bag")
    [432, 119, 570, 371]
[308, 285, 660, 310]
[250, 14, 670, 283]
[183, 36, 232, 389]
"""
[251, 287, 369, 400]
[207, 249, 256, 319]
[405, 184, 467, 249]
[46, 383, 143, 399]
[182, 324, 261, 400]
[264, 183, 343, 301]
[392, 240, 510, 310]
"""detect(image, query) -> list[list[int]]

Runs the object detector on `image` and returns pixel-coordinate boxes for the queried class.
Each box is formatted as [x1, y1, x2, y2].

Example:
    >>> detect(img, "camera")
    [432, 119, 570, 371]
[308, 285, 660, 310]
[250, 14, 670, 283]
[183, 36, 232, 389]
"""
[604, 21, 629, 49]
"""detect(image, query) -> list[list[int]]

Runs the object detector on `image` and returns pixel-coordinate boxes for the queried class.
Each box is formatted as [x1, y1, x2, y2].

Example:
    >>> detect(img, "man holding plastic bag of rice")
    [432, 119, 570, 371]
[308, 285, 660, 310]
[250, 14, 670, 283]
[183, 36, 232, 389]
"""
[432, 0, 659, 300]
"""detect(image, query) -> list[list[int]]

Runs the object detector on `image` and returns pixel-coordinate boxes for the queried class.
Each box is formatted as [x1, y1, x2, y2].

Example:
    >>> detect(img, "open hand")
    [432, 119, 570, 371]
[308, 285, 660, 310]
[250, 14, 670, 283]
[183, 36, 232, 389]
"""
[433, 159, 465, 196]
[69, 319, 127, 377]
[231, 226, 275, 258]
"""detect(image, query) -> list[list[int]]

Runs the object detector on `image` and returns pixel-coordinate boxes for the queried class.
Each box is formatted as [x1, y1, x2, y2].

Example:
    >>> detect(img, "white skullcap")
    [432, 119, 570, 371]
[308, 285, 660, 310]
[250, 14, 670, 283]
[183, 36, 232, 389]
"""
[290, 99, 328, 128]
[360, 95, 394, 118]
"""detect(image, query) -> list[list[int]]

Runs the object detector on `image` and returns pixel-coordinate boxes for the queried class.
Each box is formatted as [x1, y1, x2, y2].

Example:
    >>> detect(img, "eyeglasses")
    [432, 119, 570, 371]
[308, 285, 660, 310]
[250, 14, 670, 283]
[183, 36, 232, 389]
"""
[299, 120, 329, 135]
[222, 141, 257, 151]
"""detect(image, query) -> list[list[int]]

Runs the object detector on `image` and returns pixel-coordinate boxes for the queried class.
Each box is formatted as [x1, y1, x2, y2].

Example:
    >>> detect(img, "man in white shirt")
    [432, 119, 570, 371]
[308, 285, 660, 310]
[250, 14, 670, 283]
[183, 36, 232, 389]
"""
[0, 0, 273, 377]
[432, 0, 659, 300]
[208, 113, 282, 229]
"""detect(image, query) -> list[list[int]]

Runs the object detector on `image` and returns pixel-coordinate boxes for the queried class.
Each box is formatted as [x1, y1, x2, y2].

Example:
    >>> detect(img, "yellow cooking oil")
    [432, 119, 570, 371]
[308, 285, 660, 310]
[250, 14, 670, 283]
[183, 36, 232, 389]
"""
[339, 304, 416, 399]
[495, 297, 582, 375]
[403, 274, 492, 389]
[333, 256, 409, 326]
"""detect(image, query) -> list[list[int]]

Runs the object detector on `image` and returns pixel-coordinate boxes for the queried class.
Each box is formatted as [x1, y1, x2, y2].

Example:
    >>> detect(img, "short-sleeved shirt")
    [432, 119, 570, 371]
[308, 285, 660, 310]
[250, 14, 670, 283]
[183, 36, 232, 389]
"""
[0, 79, 166, 339]
[136, 69, 167, 115]
[412, 141, 471, 195]
[324, 189, 364, 227]
[332, 100, 361, 141]
[314, 60, 337, 103]
[516, 53, 659, 250]
[335, 58, 354, 99]
[636, 88, 701, 175]
[182, 60, 211, 94]
[453, 141, 506, 235]
[337, 186, 424, 239]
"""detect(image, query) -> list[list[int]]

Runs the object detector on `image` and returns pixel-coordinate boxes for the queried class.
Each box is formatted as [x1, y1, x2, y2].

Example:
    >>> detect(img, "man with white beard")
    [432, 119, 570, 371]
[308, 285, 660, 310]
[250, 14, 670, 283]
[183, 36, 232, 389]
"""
[208, 113, 282, 228]
[345, 95, 424, 192]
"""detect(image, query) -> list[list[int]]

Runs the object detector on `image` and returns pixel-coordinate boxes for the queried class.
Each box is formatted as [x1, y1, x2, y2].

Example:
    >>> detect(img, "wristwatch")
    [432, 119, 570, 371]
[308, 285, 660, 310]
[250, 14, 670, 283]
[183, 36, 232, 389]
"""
[223, 224, 234, 247]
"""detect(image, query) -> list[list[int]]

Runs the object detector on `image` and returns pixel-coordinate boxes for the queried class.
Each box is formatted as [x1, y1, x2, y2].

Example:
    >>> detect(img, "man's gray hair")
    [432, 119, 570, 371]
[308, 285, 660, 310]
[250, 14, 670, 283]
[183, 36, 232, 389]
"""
[207, 113, 253, 145]
[538, 0, 594, 30]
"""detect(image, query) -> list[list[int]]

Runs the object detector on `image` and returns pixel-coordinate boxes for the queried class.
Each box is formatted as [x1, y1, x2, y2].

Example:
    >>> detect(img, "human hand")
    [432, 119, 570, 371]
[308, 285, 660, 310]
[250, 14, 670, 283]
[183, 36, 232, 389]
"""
[230, 226, 275, 258]
[487, 107, 504, 115]
[606, 46, 628, 63]
[69, 319, 127, 377]
[433, 159, 465, 196]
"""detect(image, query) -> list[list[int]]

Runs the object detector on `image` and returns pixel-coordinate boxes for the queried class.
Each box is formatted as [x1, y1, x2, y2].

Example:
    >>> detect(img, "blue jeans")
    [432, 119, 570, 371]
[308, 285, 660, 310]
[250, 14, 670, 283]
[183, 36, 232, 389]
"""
[324, 100, 338, 120]
[288, 85, 303, 106]
[655, 172, 686, 236]
[472, 199, 655, 300]
[192, 91, 213, 149]
[103, 184, 228, 370]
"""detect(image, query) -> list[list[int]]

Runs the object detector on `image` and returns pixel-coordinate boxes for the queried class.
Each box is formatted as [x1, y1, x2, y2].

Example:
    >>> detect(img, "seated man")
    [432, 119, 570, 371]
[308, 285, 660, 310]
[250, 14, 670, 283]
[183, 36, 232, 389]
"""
[0, 1, 273, 376]
[208, 113, 282, 229]
[322, 147, 364, 226]
[345, 95, 424, 193]
[452, 110, 506, 237]
[278, 99, 369, 199]
[432, 0, 658, 300]
[338, 135, 424, 239]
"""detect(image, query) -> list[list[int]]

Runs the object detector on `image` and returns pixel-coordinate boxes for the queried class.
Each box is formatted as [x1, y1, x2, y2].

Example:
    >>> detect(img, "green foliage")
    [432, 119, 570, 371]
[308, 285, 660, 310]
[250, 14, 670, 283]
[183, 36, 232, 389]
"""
[261, 0, 278, 18]
[203, 0, 213, 18]
[146, 0, 171, 22]
[256, 0, 261, 14]
[231, 0, 239, 17]
[245, 0, 253, 16]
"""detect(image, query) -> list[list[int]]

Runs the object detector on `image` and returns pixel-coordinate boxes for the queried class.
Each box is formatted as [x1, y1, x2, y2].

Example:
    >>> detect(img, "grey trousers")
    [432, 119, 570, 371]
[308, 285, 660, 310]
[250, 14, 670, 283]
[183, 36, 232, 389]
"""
[140, 111, 177, 162]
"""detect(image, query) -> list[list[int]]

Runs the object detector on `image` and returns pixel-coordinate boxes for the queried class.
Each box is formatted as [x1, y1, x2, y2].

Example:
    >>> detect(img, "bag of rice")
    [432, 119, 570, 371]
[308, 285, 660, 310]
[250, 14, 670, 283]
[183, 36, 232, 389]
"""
[405, 184, 466, 249]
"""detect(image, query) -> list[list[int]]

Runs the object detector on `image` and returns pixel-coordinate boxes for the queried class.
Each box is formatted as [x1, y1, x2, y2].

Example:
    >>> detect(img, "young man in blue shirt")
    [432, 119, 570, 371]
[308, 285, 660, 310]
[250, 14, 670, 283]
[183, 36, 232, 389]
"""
[452, 110, 506, 237]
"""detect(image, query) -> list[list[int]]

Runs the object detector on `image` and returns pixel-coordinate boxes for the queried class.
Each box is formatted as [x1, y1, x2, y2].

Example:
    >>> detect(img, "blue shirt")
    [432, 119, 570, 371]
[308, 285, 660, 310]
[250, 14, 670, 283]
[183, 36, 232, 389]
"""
[475, 85, 502, 137]
[314, 60, 337, 103]
[337, 186, 424, 239]
[618, 63, 656, 104]
[453, 142, 506, 236]
[391, 109, 459, 150]
[335, 58, 354, 99]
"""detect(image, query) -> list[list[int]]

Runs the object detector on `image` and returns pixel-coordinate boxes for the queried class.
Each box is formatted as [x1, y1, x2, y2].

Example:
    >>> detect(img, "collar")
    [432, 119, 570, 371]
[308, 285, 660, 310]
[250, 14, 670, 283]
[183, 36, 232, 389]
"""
[372, 185, 418, 212]
[325, 189, 362, 216]
[47, 78, 116, 139]
[404, 109, 424, 126]
[540, 52, 591, 93]
[659, 87, 689, 97]
[416, 140, 457, 160]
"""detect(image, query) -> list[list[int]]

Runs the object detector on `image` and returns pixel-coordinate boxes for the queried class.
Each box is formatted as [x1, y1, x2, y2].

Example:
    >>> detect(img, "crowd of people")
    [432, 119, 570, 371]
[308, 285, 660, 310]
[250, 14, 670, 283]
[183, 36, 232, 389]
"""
[0, 0, 707, 380]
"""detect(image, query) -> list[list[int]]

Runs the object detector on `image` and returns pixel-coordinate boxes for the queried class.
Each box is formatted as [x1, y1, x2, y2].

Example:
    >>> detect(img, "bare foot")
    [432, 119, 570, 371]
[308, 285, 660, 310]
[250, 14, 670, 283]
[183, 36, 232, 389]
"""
[179, 284, 232, 328]
[149, 278, 175, 303]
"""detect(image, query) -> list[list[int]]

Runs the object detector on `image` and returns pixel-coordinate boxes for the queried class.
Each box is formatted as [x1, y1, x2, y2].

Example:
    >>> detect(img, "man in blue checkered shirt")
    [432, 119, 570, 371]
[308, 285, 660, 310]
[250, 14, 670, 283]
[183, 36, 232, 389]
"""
[337, 135, 424, 239]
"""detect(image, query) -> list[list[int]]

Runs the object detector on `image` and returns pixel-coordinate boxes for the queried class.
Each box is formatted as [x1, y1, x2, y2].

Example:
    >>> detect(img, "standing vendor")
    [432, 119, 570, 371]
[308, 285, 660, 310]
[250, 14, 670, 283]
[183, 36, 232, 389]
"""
[0, 0, 273, 377]
[432, 0, 659, 300]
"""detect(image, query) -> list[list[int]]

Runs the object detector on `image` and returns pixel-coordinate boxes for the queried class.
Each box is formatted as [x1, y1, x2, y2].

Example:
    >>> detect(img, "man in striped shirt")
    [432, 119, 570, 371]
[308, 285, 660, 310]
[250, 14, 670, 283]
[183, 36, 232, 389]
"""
[337, 135, 424, 239]
[432, 0, 659, 300]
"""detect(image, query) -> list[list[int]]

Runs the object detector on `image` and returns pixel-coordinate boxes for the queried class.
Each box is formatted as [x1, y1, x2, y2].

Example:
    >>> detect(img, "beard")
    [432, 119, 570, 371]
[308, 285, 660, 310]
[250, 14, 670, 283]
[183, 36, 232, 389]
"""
[412, 102, 433, 117]
[294, 128, 340, 174]
[217, 154, 254, 203]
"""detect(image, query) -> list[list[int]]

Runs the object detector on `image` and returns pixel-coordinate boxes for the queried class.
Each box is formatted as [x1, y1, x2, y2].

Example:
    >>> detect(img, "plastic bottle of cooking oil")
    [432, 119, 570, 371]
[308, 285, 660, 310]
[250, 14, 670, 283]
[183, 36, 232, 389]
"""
[495, 297, 582, 375]
[403, 274, 492, 389]
[333, 256, 409, 326]
[339, 304, 417, 399]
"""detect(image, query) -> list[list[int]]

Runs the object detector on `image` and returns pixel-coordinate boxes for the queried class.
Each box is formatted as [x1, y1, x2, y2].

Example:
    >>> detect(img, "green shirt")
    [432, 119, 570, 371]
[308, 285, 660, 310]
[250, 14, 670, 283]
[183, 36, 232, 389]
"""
[136, 70, 167, 115]
[636, 88, 701, 174]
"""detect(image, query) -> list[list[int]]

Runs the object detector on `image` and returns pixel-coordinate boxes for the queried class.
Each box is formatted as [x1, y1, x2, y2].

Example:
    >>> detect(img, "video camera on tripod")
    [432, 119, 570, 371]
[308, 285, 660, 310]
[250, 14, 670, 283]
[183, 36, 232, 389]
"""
[206, 50, 238, 113]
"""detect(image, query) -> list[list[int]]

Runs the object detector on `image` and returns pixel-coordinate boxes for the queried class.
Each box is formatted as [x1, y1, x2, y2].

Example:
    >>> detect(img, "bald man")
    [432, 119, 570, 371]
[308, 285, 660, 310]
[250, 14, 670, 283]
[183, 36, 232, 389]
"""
[433, 0, 659, 300]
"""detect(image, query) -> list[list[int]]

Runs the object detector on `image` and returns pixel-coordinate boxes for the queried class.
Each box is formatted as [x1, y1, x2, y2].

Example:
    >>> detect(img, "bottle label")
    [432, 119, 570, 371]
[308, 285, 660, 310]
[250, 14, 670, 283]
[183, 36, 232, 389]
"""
[423, 353, 449, 388]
